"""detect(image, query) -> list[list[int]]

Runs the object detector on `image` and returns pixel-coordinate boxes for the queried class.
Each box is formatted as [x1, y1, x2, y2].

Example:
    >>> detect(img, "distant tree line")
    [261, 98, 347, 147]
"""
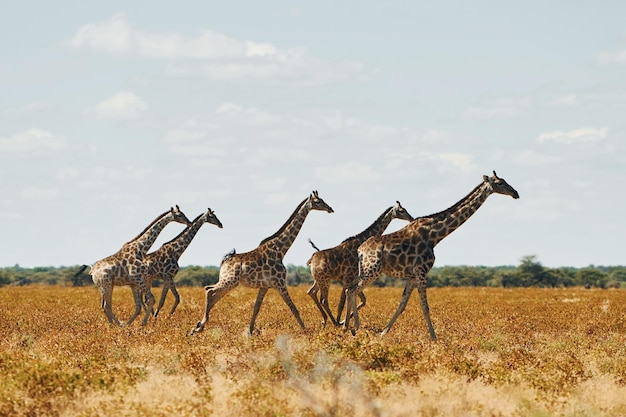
[1, 255, 625, 289]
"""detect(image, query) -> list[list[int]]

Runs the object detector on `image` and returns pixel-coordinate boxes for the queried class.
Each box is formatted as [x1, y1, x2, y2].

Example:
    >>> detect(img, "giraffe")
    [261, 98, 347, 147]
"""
[306, 201, 414, 326]
[344, 171, 519, 340]
[139, 208, 223, 318]
[89, 206, 191, 326]
[190, 191, 334, 335]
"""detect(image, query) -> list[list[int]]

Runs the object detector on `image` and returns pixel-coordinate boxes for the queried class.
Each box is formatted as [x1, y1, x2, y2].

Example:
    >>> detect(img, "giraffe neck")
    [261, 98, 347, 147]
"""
[160, 214, 205, 259]
[260, 198, 310, 257]
[129, 212, 175, 257]
[429, 181, 492, 246]
[342, 206, 395, 245]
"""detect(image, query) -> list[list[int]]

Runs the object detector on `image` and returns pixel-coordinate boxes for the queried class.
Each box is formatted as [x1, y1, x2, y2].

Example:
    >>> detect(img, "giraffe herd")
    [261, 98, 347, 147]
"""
[82, 172, 519, 340]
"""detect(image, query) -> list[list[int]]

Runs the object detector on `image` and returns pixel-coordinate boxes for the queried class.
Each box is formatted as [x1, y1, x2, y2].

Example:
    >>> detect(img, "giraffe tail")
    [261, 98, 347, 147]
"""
[308, 238, 321, 252]
[73, 264, 91, 278]
[221, 248, 236, 265]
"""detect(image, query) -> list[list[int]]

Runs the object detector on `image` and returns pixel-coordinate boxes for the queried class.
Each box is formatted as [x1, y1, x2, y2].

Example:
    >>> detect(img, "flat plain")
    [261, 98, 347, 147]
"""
[1, 285, 626, 417]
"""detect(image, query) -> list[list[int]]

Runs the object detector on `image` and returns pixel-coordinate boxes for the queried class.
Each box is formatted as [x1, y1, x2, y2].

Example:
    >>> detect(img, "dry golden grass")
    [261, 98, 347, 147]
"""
[1, 285, 626, 416]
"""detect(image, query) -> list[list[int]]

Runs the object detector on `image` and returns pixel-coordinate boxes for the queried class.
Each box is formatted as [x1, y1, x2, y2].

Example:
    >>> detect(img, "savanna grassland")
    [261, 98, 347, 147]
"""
[1, 285, 626, 417]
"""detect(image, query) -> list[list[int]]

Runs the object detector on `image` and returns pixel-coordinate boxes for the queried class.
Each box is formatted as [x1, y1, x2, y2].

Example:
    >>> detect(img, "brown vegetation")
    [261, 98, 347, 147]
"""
[1, 285, 626, 416]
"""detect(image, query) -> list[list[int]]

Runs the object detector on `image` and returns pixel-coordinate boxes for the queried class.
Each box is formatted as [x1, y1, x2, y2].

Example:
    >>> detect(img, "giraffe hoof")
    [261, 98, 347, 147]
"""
[351, 329, 356, 336]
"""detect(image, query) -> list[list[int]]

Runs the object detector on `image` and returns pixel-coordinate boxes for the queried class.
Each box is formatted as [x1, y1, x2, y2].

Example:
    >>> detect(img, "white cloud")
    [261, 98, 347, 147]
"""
[68, 14, 366, 84]
[21, 187, 59, 200]
[461, 98, 530, 120]
[56, 167, 80, 180]
[549, 94, 581, 107]
[436, 153, 475, 172]
[92, 92, 148, 120]
[68, 13, 245, 59]
[538, 127, 608, 144]
[67, 13, 132, 55]
[515, 150, 562, 165]
[2, 101, 52, 117]
[316, 161, 380, 183]
[596, 48, 626, 65]
[0, 128, 66, 154]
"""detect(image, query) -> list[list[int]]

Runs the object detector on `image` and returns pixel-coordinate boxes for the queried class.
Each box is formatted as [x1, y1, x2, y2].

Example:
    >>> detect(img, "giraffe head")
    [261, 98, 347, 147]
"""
[391, 201, 414, 222]
[203, 208, 223, 228]
[307, 190, 334, 213]
[483, 171, 520, 199]
[171, 205, 193, 225]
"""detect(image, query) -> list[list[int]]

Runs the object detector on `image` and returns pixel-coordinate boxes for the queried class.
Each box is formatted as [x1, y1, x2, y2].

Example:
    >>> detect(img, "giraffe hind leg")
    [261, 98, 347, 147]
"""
[100, 285, 122, 327]
[277, 286, 305, 330]
[307, 282, 330, 326]
[380, 280, 414, 336]
[319, 284, 338, 326]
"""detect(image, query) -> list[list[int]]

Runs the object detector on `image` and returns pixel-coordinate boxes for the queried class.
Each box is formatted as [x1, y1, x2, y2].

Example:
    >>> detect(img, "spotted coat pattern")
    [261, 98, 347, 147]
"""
[191, 191, 334, 335]
[139, 208, 223, 317]
[306, 201, 414, 326]
[90, 206, 191, 326]
[345, 172, 520, 340]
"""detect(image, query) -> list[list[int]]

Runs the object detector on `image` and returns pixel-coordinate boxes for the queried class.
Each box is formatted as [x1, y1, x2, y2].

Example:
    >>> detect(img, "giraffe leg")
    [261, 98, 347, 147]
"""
[190, 286, 229, 335]
[320, 284, 339, 326]
[336, 285, 347, 325]
[249, 287, 269, 335]
[342, 288, 368, 324]
[140, 286, 155, 326]
[344, 286, 360, 334]
[101, 285, 122, 327]
[416, 281, 436, 340]
[381, 280, 416, 336]
[356, 290, 367, 315]
[154, 283, 170, 318]
[276, 286, 305, 330]
[127, 286, 145, 326]
[169, 284, 181, 315]
[307, 282, 329, 326]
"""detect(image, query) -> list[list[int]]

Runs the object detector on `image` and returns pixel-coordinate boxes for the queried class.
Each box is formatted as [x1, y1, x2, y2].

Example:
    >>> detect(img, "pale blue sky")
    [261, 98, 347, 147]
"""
[1, 1, 625, 268]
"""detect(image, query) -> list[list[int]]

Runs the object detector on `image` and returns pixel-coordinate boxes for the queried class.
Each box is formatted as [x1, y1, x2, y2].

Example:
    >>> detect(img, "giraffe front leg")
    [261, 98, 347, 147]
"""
[154, 283, 170, 318]
[140, 288, 155, 326]
[417, 282, 437, 341]
[190, 285, 227, 335]
[356, 290, 367, 312]
[336, 286, 347, 326]
[127, 286, 144, 326]
[169, 284, 181, 315]
[341, 289, 368, 325]
[249, 287, 269, 335]
[343, 285, 360, 334]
